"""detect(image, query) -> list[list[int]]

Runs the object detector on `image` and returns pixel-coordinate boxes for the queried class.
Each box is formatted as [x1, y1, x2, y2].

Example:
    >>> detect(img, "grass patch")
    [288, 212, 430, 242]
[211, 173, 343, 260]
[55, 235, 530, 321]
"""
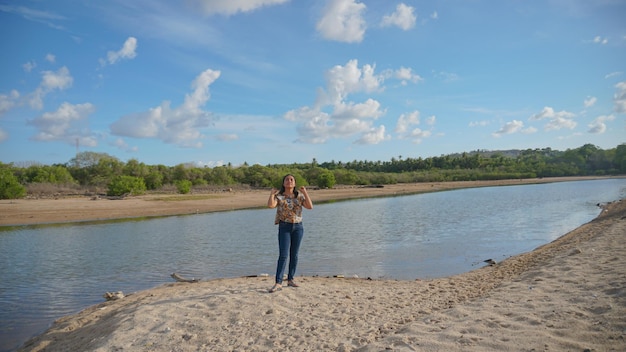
[149, 195, 221, 202]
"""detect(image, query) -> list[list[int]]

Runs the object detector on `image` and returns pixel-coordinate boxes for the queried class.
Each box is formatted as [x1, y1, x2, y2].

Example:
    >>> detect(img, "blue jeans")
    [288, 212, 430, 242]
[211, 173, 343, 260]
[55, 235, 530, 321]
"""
[275, 221, 304, 284]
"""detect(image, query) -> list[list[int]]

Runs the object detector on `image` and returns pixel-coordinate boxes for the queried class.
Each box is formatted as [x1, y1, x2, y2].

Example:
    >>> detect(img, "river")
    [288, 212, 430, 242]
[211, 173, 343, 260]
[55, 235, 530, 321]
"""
[1, 178, 624, 351]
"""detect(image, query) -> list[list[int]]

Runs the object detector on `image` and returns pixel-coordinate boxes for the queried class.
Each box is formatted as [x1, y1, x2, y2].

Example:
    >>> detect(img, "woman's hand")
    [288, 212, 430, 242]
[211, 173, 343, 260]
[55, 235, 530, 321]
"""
[267, 188, 278, 208]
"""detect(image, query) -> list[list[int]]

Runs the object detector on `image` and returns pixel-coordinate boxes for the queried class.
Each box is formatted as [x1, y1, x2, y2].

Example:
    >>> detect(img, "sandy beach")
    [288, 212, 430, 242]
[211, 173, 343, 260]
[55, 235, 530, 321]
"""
[11, 176, 625, 351]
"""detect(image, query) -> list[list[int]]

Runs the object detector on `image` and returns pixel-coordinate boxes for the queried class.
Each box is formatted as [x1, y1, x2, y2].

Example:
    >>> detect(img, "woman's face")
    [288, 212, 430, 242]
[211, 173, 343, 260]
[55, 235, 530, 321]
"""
[283, 175, 296, 188]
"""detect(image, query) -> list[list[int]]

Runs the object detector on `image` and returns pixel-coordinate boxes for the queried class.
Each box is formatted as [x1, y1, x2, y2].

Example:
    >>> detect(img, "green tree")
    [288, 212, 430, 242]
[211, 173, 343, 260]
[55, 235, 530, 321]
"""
[269, 170, 308, 189]
[0, 167, 26, 199]
[68, 151, 110, 168]
[107, 176, 146, 196]
[175, 180, 192, 194]
[144, 170, 164, 190]
[188, 167, 206, 185]
[316, 169, 336, 188]
[152, 164, 173, 185]
[243, 164, 275, 187]
[92, 158, 124, 187]
[614, 144, 626, 173]
[205, 166, 235, 185]
[333, 168, 359, 185]
[25, 165, 76, 184]
[123, 159, 149, 178]
[67, 152, 122, 186]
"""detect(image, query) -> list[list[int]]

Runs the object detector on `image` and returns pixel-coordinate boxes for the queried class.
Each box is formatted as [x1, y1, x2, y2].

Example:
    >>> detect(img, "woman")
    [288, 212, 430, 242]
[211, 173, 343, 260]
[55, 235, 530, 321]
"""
[267, 174, 313, 293]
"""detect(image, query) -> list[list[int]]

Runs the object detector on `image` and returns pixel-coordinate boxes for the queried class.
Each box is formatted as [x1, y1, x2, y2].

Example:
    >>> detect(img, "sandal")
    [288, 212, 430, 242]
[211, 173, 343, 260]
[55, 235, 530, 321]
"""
[268, 284, 282, 293]
[287, 280, 299, 287]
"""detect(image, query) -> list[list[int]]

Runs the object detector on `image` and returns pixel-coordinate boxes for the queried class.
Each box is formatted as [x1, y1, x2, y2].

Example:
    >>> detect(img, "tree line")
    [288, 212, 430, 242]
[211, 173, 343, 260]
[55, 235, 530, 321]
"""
[1, 143, 624, 199]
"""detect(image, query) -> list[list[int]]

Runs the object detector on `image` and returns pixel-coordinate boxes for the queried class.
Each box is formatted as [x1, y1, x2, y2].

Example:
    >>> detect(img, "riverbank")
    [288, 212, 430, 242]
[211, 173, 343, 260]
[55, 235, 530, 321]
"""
[0, 176, 614, 226]
[19, 197, 626, 351]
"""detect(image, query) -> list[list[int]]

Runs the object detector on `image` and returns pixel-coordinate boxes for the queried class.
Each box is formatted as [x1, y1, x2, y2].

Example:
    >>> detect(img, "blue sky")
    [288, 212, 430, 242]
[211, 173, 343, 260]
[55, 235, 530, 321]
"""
[1, 0, 625, 167]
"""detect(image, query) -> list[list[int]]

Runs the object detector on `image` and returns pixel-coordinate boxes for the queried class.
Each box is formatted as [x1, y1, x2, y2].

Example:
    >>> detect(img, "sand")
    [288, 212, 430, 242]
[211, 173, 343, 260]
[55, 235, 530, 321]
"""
[10, 177, 626, 351]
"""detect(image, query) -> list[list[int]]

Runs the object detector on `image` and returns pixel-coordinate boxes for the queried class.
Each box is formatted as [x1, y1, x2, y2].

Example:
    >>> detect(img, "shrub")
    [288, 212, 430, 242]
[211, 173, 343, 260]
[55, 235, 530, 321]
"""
[144, 171, 163, 190]
[0, 168, 26, 199]
[317, 169, 336, 188]
[175, 180, 192, 194]
[107, 176, 146, 196]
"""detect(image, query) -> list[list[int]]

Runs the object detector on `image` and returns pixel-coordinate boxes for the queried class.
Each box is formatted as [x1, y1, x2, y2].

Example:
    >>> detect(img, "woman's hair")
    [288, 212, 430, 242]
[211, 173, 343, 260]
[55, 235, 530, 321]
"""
[279, 174, 299, 197]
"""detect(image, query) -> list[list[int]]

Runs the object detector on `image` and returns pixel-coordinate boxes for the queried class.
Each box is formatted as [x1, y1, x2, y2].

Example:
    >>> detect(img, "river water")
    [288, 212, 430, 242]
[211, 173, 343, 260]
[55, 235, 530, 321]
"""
[1, 178, 625, 351]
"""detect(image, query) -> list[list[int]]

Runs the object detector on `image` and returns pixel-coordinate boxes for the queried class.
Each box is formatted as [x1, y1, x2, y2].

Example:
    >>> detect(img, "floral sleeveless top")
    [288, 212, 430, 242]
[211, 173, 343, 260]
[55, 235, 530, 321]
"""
[274, 192, 306, 224]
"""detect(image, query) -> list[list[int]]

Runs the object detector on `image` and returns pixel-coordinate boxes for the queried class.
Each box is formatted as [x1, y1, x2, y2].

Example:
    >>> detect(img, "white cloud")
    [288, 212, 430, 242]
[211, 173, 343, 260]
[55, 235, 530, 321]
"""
[523, 126, 538, 134]
[294, 100, 382, 142]
[29, 66, 73, 110]
[614, 81, 626, 113]
[407, 128, 431, 143]
[529, 106, 577, 131]
[430, 11, 438, 20]
[593, 35, 608, 44]
[316, 0, 367, 43]
[41, 66, 73, 90]
[395, 110, 420, 134]
[387, 67, 422, 86]
[28, 102, 97, 146]
[394, 111, 434, 143]
[22, 61, 36, 72]
[544, 117, 577, 131]
[104, 37, 138, 65]
[333, 99, 383, 120]
[491, 121, 535, 137]
[492, 120, 524, 137]
[290, 109, 332, 144]
[215, 133, 239, 141]
[285, 60, 423, 145]
[285, 60, 402, 145]
[587, 114, 615, 134]
[0, 128, 7, 142]
[605, 71, 623, 79]
[469, 120, 489, 127]
[355, 125, 390, 144]
[0, 90, 20, 116]
[110, 69, 221, 148]
[529, 106, 574, 121]
[321, 59, 382, 105]
[381, 3, 416, 31]
[187, 0, 288, 16]
[584, 96, 597, 108]
[45, 53, 55, 63]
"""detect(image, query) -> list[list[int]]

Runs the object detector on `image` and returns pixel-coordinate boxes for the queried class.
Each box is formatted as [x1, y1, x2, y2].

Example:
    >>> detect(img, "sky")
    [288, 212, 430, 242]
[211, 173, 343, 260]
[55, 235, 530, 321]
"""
[1, 0, 625, 167]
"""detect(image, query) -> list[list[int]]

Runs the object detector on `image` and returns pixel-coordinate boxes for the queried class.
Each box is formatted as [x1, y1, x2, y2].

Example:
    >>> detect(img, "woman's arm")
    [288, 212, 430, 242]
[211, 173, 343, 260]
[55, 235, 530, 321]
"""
[267, 189, 278, 208]
[299, 186, 313, 209]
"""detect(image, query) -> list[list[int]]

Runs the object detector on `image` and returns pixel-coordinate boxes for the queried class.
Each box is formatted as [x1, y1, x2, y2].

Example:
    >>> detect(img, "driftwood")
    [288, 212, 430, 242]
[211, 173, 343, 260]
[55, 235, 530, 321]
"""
[103, 291, 125, 301]
[483, 259, 497, 266]
[171, 272, 199, 283]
